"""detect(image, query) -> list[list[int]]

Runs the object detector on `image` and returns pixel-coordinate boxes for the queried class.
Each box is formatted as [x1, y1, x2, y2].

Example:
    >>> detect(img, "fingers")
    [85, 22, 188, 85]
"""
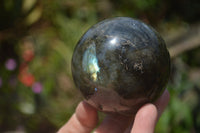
[57, 101, 98, 133]
[130, 89, 170, 133]
[154, 89, 170, 118]
[94, 113, 134, 133]
[131, 104, 158, 133]
[58, 89, 170, 133]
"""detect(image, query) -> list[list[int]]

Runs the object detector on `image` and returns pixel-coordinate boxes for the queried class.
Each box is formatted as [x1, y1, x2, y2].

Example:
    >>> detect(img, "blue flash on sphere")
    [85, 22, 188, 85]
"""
[82, 42, 100, 81]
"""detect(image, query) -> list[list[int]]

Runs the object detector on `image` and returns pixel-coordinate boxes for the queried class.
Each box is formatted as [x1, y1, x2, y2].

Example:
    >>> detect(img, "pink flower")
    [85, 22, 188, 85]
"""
[5, 58, 17, 71]
[32, 82, 43, 94]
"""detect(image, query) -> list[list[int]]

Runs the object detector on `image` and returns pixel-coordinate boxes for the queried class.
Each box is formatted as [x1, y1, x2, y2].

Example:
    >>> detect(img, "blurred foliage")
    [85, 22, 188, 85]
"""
[0, 0, 200, 132]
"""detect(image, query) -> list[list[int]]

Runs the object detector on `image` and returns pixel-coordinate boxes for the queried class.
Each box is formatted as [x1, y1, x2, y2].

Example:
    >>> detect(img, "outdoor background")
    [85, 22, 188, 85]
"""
[0, 0, 200, 132]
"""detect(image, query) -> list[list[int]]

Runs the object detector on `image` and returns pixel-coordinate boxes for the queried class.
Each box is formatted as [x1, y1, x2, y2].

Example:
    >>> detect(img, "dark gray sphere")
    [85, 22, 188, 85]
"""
[71, 17, 170, 115]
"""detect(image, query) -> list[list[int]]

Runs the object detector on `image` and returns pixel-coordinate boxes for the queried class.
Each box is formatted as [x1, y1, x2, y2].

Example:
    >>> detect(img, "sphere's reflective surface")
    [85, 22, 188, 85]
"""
[72, 17, 170, 115]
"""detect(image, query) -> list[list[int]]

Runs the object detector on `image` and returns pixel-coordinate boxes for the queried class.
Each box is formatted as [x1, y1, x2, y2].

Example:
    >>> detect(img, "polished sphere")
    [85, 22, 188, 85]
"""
[71, 17, 170, 115]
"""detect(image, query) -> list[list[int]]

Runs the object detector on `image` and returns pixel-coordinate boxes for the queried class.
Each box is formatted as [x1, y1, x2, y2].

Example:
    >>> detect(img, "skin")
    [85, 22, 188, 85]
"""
[58, 89, 170, 133]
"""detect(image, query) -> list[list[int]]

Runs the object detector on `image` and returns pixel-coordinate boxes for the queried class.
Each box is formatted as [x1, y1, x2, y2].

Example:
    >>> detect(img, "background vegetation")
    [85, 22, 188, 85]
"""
[0, 0, 200, 132]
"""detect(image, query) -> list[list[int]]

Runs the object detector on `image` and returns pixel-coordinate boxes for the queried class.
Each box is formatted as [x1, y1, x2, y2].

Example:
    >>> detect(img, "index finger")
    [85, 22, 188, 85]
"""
[57, 101, 98, 133]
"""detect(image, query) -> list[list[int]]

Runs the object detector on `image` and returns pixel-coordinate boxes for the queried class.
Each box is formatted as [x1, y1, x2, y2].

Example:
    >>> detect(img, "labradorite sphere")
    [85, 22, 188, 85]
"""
[72, 17, 170, 115]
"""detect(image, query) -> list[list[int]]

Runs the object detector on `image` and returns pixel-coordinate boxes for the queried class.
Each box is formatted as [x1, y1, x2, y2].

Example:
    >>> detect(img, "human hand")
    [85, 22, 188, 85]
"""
[58, 89, 170, 133]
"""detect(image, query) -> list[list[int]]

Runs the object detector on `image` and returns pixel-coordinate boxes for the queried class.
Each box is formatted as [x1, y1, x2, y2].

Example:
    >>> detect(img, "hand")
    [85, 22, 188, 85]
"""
[58, 89, 170, 133]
